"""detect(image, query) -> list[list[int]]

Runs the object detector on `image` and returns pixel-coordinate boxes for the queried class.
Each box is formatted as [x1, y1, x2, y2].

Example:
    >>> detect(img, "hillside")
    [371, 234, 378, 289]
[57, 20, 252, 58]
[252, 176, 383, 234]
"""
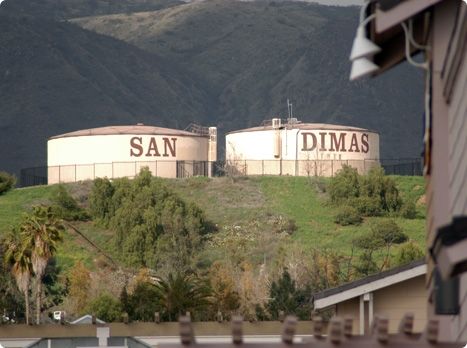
[71, 1, 424, 157]
[0, 174, 426, 320]
[0, 0, 424, 178]
[0, 176, 426, 269]
[0, 13, 209, 176]
[0, 0, 184, 19]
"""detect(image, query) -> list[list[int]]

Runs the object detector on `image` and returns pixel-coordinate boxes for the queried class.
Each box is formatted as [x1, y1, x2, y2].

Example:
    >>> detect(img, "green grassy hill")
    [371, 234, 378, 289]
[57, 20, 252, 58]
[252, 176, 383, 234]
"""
[0, 175, 426, 272]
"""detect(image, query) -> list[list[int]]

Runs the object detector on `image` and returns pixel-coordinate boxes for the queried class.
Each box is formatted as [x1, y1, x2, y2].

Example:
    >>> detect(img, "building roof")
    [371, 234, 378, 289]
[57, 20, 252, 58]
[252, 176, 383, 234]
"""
[367, 0, 438, 74]
[313, 259, 426, 310]
[70, 314, 106, 325]
[226, 122, 376, 135]
[49, 124, 206, 140]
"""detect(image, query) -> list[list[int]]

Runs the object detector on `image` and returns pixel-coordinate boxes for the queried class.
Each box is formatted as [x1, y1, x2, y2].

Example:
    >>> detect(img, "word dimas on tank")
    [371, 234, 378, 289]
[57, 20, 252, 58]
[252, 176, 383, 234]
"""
[301, 132, 370, 153]
[129, 136, 177, 157]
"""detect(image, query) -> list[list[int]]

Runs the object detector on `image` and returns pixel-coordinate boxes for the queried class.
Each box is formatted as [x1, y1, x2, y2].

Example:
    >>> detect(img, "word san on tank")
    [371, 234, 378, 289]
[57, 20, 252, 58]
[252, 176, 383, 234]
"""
[301, 132, 370, 153]
[129, 136, 177, 157]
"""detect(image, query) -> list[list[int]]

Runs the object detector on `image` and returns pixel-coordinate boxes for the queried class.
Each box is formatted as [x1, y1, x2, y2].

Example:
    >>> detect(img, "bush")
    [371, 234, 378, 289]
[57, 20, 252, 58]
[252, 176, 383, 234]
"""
[334, 206, 362, 226]
[0, 171, 16, 195]
[328, 166, 403, 215]
[360, 167, 402, 212]
[51, 185, 89, 221]
[348, 196, 382, 216]
[371, 219, 408, 245]
[328, 165, 360, 204]
[86, 292, 122, 322]
[400, 200, 417, 219]
[354, 219, 407, 250]
[396, 241, 424, 265]
[89, 177, 115, 224]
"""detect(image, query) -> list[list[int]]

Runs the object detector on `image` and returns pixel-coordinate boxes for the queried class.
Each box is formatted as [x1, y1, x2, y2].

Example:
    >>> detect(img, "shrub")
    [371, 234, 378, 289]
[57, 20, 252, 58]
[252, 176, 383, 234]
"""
[86, 292, 122, 322]
[89, 177, 115, 224]
[349, 196, 382, 216]
[334, 206, 362, 226]
[396, 241, 424, 265]
[360, 167, 402, 212]
[0, 171, 16, 195]
[328, 165, 360, 204]
[328, 166, 403, 215]
[371, 219, 408, 245]
[354, 219, 407, 250]
[51, 185, 89, 221]
[400, 200, 417, 219]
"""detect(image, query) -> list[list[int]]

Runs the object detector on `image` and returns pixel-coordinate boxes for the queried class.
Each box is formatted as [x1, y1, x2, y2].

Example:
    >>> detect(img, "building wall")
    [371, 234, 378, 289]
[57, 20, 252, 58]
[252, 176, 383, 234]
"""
[335, 297, 360, 334]
[443, 2, 467, 342]
[373, 276, 427, 333]
[47, 134, 210, 183]
[428, 1, 467, 342]
[225, 127, 379, 177]
[335, 275, 427, 334]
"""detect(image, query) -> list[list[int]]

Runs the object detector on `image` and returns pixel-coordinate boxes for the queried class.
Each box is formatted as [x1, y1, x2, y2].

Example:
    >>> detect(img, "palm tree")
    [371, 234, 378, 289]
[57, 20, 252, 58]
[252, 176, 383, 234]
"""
[155, 272, 211, 321]
[21, 206, 64, 324]
[3, 230, 32, 324]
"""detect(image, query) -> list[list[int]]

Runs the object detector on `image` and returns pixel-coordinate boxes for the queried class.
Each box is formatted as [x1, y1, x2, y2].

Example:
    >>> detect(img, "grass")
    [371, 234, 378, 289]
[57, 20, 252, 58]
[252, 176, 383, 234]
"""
[169, 175, 427, 258]
[0, 185, 53, 232]
[0, 175, 427, 271]
[0, 184, 95, 272]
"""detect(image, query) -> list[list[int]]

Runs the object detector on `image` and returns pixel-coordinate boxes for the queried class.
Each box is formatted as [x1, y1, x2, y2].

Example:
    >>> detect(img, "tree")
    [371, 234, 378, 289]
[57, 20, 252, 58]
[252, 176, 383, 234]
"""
[208, 262, 240, 319]
[353, 220, 408, 275]
[92, 169, 211, 272]
[86, 292, 122, 322]
[0, 244, 24, 323]
[20, 206, 64, 324]
[126, 281, 161, 321]
[155, 272, 211, 321]
[3, 229, 32, 324]
[0, 171, 16, 195]
[266, 269, 311, 320]
[68, 260, 91, 314]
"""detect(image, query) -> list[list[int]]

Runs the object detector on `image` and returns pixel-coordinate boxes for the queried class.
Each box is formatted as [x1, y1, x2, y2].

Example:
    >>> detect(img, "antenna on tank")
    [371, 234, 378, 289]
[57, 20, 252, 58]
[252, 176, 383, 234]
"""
[287, 99, 293, 124]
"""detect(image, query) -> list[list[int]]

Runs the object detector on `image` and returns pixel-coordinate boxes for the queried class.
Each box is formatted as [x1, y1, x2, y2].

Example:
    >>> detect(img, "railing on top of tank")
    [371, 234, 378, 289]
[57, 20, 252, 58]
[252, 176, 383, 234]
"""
[19, 158, 422, 187]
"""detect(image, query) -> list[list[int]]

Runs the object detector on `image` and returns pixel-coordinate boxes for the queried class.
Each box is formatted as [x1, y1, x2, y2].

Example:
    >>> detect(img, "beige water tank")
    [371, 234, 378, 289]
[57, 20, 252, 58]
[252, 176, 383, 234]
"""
[47, 124, 216, 184]
[226, 121, 379, 176]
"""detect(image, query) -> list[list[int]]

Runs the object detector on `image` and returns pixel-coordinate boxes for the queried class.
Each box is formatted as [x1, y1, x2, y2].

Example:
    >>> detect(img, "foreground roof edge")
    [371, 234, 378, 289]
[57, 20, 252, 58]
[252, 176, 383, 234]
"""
[313, 259, 426, 309]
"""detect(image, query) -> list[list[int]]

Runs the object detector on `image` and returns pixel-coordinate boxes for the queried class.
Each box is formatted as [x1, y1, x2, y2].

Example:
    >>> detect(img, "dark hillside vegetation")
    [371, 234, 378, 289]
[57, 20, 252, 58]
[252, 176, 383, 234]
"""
[0, 13, 208, 176]
[0, 0, 423, 180]
[73, 0, 424, 157]
[0, 0, 183, 19]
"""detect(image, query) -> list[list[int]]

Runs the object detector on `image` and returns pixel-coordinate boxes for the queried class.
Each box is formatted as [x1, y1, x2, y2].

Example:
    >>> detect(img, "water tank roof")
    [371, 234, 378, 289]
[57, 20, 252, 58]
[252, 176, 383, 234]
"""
[226, 123, 377, 135]
[49, 124, 205, 140]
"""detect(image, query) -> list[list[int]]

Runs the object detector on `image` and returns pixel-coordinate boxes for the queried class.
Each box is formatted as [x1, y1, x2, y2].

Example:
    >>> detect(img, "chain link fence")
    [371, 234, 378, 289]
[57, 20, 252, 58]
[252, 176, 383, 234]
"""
[19, 158, 422, 187]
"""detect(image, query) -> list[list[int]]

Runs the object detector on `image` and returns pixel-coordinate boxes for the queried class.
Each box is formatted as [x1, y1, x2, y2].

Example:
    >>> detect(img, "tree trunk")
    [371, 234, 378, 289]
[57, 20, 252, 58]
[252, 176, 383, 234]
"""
[24, 289, 30, 325]
[36, 280, 42, 324]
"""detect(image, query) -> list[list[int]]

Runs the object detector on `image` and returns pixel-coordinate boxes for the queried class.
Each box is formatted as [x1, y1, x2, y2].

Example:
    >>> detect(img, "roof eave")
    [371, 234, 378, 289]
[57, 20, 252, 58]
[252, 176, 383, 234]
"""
[313, 263, 427, 310]
[366, 0, 435, 75]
